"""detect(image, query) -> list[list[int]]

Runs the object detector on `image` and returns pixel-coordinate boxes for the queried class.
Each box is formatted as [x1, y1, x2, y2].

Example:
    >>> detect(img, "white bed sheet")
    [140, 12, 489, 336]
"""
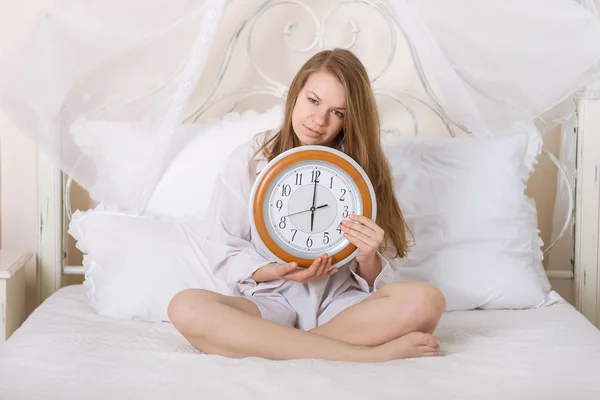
[1, 285, 600, 400]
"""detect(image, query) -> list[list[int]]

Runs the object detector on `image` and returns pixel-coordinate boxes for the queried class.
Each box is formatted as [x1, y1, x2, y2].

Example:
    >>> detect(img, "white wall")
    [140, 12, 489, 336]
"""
[0, 0, 54, 314]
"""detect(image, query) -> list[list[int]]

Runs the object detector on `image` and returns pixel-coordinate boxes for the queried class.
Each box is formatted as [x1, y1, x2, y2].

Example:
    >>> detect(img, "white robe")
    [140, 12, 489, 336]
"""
[200, 132, 401, 330]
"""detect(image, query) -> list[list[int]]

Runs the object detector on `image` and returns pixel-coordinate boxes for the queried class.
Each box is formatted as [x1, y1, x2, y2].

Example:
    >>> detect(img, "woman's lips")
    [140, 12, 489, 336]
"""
[304, 125, 322, 137]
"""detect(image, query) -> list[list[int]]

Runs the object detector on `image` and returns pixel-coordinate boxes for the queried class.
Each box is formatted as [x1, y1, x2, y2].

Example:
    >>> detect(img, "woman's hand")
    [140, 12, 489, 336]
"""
[275, 254, 339, 283]
[340, 214, 384, 266]
[252, 255, 338, 283]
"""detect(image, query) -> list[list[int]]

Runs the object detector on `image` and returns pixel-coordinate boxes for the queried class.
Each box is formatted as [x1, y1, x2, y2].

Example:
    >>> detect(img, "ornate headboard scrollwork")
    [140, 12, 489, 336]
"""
[183, 0, 469, 138]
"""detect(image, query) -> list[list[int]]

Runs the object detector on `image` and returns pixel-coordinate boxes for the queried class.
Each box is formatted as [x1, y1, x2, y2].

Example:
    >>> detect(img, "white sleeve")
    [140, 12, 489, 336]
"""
[200, 148, 274, 291]
[348, 250, 400, 293]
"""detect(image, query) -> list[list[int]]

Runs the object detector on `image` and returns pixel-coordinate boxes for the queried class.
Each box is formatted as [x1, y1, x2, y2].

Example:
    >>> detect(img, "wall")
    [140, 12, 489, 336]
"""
[0, 0, 594, 312]
[0, 0, 54, 314]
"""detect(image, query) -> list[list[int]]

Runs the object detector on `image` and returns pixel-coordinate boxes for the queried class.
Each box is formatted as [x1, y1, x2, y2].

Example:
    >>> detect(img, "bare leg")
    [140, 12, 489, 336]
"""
[168, 289, 399, 362]
[311, 282, 446, 349]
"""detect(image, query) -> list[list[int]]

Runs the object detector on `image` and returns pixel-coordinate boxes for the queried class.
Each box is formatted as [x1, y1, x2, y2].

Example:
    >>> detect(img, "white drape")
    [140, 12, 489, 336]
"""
[0, 0, 599, 213]
[547, 0, 599, 275]
[0, 0, 228, 212]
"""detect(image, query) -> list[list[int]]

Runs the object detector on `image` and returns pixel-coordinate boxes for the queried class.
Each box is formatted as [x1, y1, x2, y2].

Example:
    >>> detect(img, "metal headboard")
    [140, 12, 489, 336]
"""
[63, 0, 574, 277]
[181, 0, 467, 138]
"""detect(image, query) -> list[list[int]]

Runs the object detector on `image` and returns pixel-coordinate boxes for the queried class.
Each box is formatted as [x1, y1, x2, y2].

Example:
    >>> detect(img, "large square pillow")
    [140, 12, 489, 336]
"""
[69, 106, 284, 322]
[69, 105, 282, 212]
[145, 105, 283, 219]
[384, 128, 554, 311]
[69, 206, 229, 322]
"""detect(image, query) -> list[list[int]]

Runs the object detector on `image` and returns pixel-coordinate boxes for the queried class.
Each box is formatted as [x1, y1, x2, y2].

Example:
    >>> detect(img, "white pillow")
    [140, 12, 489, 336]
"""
[71, 120, 552, 320]
[70, 106, 283, 215]
[69, 206, 230, 322]
[145, 105, 283, 219]
[385, 129, 553, 311]
[68, 106, 284, 322]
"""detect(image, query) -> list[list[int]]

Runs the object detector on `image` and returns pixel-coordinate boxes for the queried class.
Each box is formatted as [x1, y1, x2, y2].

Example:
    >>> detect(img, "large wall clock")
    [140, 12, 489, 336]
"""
[249, 145, 377, 269]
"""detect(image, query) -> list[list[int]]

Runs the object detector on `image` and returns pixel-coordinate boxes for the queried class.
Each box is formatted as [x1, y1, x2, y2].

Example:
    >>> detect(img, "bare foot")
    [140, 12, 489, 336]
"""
[374, 331, 441, 361]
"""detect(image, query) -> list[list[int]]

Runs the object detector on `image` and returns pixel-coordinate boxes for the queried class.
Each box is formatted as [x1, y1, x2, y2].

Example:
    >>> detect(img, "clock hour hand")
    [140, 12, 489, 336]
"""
[309, 203, 330, 232]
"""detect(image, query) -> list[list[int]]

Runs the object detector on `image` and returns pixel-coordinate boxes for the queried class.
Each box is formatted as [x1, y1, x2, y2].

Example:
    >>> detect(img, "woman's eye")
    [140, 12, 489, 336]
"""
[332, 110, 344, 118]
[308, 97, 318, 104]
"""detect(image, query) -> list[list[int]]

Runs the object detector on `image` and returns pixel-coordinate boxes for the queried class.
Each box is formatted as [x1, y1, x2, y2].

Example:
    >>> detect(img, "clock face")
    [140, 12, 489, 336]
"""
[250, 145, 376, 268]
[263, 161, 362, 259]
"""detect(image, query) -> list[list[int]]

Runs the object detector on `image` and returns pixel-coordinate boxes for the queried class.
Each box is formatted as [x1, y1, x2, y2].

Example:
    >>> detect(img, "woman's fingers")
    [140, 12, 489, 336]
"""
[342, 228, 368, 251]
[289, 256, 322, 282]
[349, 214, 384, 236]
[319, 254, 331, 277]
[278, 254, 335, 282]
[326, 256, 332, 269]
[274, 262, 297, 278]
[342, 215, 385, 254]
[343, 226, 378, 248]
[342, 220, 382, 247]
[308, 256, 324, 277]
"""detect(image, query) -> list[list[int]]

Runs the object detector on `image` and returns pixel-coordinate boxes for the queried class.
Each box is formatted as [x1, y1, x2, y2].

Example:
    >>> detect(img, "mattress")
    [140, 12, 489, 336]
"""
[1, 285, 600, 400]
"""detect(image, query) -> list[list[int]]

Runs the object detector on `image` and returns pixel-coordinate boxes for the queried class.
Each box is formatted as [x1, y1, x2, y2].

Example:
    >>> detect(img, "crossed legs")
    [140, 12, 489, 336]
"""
[311, 281, 446, 346]
[167, 281, 445, 362]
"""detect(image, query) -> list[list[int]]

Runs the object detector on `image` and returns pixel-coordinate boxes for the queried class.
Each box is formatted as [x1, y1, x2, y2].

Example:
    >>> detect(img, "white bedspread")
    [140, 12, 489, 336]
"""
[1, 285, 600, 400]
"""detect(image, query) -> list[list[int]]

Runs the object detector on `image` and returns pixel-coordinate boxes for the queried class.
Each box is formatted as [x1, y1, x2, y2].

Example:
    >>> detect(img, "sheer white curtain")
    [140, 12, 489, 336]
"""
[392, 0, 600, 135]
[0, 0, 599, 214]
[547, 0, 599, 275]
[0, 0, 228, 213]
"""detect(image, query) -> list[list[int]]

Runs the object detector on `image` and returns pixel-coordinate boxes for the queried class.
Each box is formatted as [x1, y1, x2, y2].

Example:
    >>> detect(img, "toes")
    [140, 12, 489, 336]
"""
[381, 332, 443, 360]
[416, 334, 440, 356]
[425, 343, 440, 351]
[426, 335, 438, 348]
[414, 332, 437, 348]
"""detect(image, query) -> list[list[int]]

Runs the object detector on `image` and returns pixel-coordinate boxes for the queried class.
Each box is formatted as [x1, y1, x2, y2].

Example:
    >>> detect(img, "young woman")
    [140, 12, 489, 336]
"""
[168, 49, 446, 362]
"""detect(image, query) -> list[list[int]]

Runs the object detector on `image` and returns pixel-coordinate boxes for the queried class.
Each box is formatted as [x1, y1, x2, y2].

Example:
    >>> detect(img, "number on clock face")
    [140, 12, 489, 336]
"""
[268, 164, 358, 255]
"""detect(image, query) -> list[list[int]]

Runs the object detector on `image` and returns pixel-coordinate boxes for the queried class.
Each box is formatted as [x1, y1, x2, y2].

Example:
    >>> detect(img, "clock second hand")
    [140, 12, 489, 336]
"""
[283, 204, 328, 219]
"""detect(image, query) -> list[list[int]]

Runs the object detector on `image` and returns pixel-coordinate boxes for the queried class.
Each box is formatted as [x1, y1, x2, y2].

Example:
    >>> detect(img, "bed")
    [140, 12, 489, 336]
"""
[2, 0, 600, 398]
[0, 285, 599, 399]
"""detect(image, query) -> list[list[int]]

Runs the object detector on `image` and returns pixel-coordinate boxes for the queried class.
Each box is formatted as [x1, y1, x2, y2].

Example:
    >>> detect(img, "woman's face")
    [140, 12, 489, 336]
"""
[291, 71, 346, 146]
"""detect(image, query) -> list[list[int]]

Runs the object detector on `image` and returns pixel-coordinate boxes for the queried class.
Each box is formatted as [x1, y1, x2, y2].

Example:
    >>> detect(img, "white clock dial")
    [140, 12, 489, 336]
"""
[249, 144, 377, 269]
[264, 161, 361, 258]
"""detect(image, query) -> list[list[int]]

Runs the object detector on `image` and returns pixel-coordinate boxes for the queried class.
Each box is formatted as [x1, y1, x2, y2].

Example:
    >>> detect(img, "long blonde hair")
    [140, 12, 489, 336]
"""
[255, 49, 410, 258]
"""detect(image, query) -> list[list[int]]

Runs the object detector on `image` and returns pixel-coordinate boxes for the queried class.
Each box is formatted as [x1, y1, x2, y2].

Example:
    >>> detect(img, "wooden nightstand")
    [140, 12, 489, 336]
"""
[0, 251, 33, 343]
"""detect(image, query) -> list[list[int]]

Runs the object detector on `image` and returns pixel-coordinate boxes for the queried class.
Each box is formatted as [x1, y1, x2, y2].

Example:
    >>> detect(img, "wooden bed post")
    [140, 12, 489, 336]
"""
[574, 78, 600, 328]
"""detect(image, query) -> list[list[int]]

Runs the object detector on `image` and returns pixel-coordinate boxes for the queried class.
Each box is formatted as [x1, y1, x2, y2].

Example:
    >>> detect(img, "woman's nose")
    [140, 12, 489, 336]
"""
[312, 109, 327, 126]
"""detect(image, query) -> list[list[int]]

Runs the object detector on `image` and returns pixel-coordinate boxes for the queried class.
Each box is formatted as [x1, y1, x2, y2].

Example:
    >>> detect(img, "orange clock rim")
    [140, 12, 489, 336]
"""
[252, 149, 374, 268]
